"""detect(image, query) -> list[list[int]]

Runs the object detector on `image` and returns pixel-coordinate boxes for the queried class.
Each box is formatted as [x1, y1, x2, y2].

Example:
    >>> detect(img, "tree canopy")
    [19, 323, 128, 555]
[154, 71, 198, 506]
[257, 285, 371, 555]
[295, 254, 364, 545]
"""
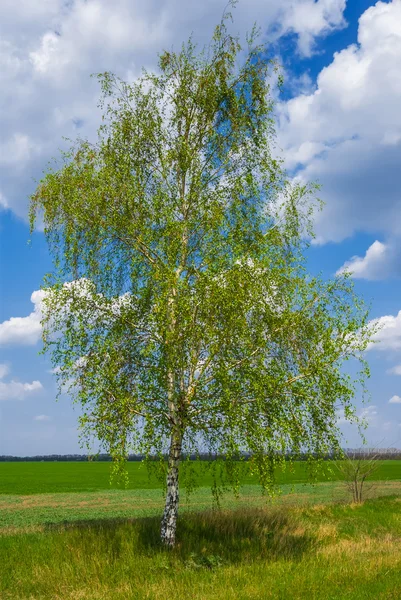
[30, 8, 375, 546]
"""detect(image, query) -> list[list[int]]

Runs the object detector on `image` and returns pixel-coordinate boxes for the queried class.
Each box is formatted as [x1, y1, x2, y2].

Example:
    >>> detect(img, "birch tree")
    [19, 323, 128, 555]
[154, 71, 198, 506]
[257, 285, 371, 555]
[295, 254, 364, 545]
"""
[30, 10, 375, 547]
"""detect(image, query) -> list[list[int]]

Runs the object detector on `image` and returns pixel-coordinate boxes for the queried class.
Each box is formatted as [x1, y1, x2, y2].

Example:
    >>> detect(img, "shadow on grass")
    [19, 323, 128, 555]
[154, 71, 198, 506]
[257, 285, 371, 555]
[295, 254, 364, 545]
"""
[42, 506, 314, 566]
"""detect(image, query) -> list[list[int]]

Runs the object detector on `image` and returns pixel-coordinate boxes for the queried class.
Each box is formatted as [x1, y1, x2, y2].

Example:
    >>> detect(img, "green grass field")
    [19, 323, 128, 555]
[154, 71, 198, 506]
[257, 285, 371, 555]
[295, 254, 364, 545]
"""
[1, 480, 401, 533]
[1, 493, 401, 599]
[1, 461, 401, 599]
[1, 459, 400, 494]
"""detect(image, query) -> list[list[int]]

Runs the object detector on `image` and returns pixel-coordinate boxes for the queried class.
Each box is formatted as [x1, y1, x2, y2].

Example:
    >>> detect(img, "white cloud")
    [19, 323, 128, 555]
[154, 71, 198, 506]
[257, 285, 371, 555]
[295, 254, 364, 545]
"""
[336, 408, 348, 425]
[0, 364, 10, 379]
[0, 379, 43, 401]
[359, 405, 378, 424]
[389, 395, 401, 404]
[0, 191, 8, 209]
[338, 239, 401, 280]
[368, 310, 401, 352]
[0, 0, 346, 217]
[387, 365, 401, 375]
[0, 133, 39, 168]
[34, 414, 51, 421]
[278, 0, 346, 57]
[0, 289, 45, 346]
[337, 241, 386, 279]
[0, 363, 43, 401]
[336, 404, 378, 426]
[336, 240, 400, 280]
[277, 0, 401, 245]
[337, 404, 378, 431]
[0, 281, 136, 350]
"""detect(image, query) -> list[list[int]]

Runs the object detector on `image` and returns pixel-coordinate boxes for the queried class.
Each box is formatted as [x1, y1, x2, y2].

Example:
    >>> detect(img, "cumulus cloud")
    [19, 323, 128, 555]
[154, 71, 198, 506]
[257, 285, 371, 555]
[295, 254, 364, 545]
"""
[0, 280, 137, 350]
[336, 407, 349, 425]
[387, 365, 401, 375]
[359, 405, 378, 424]
[34, 414, 51, 421]
[336, 241, 387, 279]
[389, 395, 401, 404]
[337, 404, 378, 426]
[0, 363, 43, 401]
[0, 380, 43, 401]
[0, 0, 346, 217]
[277, 0, 401, 244]
[0, 363, 10, 379]
[368, 310, 401, 352]
[277, 0, 346, 57]
[0, 289, 45, 346]
[336, 240, 401, 280]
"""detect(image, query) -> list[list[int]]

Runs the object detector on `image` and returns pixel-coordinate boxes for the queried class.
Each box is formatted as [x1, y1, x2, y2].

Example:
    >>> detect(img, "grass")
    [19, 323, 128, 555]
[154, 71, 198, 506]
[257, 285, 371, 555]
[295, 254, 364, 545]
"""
[1, 480, 401, 532]
[1, 462, 400, 598]
[1, 495, 401, 599]
[0, 459, 400, 495]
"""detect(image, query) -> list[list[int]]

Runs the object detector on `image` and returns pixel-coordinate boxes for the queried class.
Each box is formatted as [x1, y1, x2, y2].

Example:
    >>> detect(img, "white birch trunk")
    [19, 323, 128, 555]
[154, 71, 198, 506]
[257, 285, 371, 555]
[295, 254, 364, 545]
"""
[160, 432, 182, 547]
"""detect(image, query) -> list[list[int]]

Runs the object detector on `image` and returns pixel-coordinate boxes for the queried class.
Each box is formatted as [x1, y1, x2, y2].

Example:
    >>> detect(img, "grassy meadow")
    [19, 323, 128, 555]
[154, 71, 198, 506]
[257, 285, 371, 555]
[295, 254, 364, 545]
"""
[1, 461, 401, 599]
[1, 459, 400, 495]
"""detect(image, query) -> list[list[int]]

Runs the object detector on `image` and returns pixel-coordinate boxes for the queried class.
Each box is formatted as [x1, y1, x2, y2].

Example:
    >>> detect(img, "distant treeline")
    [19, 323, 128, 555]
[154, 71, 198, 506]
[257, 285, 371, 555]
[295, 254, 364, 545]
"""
[1, 449, 401, 462]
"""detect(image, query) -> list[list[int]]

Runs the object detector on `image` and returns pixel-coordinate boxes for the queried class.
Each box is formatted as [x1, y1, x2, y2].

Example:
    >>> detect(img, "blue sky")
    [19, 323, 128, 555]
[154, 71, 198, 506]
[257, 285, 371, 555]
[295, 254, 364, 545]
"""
[1, 0, 401, 456]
